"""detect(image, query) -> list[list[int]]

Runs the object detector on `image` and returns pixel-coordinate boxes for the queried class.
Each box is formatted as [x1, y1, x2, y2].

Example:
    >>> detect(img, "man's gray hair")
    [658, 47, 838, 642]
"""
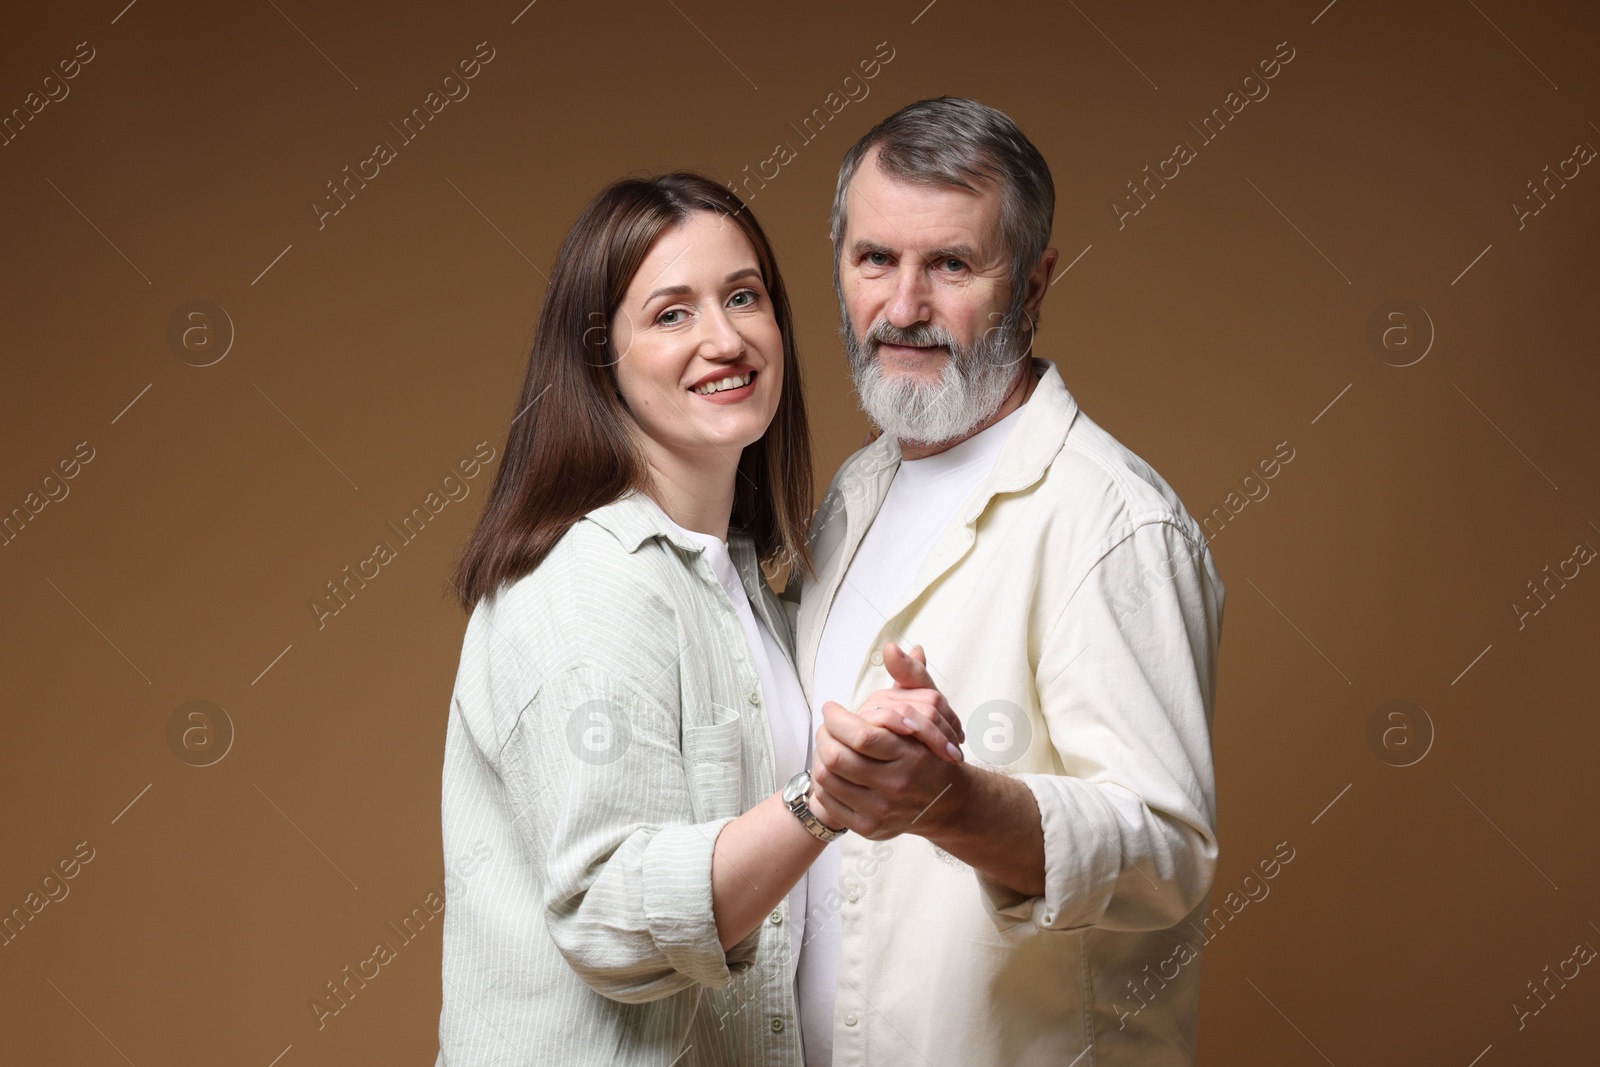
[830, 97, 1055, 307]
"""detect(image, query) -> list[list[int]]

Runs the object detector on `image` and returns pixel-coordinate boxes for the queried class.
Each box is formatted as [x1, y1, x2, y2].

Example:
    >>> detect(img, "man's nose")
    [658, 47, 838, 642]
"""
[884, 266, 931, 329]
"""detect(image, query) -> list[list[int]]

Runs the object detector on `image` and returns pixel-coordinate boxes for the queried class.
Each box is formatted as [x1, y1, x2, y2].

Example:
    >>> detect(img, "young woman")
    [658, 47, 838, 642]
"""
[435, 173, 963, 1066]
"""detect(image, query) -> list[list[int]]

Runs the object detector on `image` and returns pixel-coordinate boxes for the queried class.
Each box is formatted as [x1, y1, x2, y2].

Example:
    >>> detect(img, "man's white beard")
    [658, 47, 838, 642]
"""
[842, 302, 1030, 449]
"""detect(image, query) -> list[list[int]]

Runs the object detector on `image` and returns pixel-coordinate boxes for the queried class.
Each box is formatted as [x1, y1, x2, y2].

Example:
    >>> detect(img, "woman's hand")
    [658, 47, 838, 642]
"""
[827, 642, 965, 764]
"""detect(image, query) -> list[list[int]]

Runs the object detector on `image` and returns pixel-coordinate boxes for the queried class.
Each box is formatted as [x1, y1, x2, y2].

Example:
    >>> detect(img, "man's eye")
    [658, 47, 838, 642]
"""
[867, 252, 890, 266]
[939, 257, 965, 272]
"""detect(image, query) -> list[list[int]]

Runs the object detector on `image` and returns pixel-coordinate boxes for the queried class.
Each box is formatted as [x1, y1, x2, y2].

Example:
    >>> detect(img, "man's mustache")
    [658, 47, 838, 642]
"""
[864, 321, 957, 351]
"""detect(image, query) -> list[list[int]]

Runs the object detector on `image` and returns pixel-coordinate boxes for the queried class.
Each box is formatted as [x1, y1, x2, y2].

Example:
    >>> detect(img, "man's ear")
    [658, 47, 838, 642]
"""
[1022, 247, 1059, 327]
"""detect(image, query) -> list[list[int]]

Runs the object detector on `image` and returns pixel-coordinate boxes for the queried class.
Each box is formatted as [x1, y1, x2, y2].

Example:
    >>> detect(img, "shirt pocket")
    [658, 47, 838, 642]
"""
[683, 702, 745, 821]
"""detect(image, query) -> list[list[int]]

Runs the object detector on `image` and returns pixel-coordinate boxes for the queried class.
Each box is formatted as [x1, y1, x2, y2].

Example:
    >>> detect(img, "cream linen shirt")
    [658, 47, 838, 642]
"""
[786, 357, 1226, 1067]
[436, 491, 804, 1066]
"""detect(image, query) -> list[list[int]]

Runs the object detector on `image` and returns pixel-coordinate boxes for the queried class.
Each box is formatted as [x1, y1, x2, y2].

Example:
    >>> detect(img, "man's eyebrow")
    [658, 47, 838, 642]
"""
[849, 239, 893, 260]
[924, 243, 982, 264]
[641, 267, 762, 308]
[848, 239, 987, 264]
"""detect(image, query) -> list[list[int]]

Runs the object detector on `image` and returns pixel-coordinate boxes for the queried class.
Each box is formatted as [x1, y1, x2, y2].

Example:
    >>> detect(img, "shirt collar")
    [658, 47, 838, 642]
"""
[586, 490, 698, 554]
[585, 490, 763, 575]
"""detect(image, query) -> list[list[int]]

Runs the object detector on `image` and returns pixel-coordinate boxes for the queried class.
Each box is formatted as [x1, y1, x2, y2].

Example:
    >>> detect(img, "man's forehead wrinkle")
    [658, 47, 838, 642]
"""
[850, 151, 990, 230]
[850, 200, 994, 251]
[848, 177, 1002, 262]
[846, 178, 916, 250]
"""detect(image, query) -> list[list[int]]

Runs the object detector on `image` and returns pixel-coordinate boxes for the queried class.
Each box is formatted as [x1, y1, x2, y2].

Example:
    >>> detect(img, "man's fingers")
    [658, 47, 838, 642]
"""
[812, 729, 889, 806]
[810, 767, 885, 822]
[922, 690, 964, 745]
[817, 734, 901, 791]
[806, 779, 853, 831]
[882, 642, 937, 692]
[882, 645, 964, 741]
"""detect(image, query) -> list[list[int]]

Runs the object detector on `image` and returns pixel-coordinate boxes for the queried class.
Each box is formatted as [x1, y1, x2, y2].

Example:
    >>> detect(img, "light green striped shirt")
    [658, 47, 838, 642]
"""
[436, 491, 805, 1066]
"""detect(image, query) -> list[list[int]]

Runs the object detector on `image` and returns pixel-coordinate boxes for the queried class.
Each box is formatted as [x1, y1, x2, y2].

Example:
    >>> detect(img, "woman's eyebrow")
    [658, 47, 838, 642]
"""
[641, 284, 690, 307]
[641, 267, 762, 308]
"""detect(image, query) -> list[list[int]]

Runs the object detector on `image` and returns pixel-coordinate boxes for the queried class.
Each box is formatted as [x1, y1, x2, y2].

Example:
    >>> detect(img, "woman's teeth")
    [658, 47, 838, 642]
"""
[692, 372, 753, 395]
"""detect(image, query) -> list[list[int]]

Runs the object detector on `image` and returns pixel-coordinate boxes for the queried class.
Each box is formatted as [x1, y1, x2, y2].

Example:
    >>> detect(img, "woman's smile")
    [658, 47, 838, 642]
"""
[689, 366, 758, 403]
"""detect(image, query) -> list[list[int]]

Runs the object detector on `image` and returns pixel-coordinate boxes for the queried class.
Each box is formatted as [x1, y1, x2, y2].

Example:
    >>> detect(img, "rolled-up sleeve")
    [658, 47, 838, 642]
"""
[497, 665, 757, 1002]
[977, 519, 1223, 934]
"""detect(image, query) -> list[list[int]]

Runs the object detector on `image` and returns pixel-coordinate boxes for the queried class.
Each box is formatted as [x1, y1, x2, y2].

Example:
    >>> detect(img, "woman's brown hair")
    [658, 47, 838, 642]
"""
[450, 172, 814, 612]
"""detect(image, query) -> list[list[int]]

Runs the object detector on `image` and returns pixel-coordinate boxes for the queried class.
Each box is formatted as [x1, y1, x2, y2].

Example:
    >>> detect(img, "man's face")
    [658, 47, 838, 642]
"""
[836, 151, 1030, 447]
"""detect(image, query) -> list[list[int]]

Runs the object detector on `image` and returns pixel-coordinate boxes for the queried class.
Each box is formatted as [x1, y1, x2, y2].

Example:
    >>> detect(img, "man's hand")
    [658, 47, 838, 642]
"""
[808, 642, 965, 839]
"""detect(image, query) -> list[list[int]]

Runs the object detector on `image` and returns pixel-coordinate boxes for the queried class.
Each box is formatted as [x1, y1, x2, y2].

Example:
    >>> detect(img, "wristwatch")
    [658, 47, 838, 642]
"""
[783, 771, 847, 842]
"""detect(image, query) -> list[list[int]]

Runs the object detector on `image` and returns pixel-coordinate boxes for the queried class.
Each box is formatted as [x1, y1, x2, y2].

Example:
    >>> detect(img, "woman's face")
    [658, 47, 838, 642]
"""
[610, 211, 783, 469]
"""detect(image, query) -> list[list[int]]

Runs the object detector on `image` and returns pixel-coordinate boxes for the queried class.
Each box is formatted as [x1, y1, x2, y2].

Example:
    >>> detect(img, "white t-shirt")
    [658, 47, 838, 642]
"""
[654, 505, 812, 976]
[799, 404, 1024, 1066]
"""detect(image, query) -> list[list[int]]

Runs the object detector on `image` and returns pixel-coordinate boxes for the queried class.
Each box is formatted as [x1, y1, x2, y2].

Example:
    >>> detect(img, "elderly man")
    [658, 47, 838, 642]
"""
[784, 97, 1226, 1066]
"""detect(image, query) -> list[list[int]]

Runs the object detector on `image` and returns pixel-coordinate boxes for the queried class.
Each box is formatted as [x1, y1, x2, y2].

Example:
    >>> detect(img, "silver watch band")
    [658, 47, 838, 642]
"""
[795, 802, 845, 842]
[785, 771, 846, 842]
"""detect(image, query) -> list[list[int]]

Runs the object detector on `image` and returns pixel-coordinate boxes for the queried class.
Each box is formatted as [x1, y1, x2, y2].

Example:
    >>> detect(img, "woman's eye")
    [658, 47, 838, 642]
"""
[657, 308, 685, 326]
[728, 290, 757, 308]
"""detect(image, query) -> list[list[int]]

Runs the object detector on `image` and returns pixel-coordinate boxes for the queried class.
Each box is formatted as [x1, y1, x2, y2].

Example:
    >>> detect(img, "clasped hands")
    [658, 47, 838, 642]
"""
[805, 642, 967, 842]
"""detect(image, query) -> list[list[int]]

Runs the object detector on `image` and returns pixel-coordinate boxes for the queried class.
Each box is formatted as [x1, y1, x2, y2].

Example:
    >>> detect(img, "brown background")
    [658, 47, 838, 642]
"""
[2, 0, 1597, 1063]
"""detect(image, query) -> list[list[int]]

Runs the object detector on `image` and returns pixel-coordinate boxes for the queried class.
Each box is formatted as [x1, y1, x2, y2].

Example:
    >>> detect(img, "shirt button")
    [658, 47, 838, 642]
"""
[768, 908, 783, 925]
[747, 689, 761, 705]
[770, 1017, 786, 1033]
[844, 1012, 859, 1027]
[869, 650, 884, 666]
[845, 886, 860, 902]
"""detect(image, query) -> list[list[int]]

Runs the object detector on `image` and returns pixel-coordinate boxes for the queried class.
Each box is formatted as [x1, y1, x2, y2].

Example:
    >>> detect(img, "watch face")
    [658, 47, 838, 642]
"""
[783, 771, 811, 805]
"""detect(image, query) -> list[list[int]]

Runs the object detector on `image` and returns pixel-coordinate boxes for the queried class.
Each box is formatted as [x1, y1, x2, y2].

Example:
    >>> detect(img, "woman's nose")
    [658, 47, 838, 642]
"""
[701, 307, 746, 358]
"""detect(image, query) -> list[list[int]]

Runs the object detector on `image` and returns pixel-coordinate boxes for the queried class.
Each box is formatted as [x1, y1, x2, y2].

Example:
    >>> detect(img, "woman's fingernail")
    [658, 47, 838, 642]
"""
[903, 718, 917, 732]
[947, 742, 962, 761]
